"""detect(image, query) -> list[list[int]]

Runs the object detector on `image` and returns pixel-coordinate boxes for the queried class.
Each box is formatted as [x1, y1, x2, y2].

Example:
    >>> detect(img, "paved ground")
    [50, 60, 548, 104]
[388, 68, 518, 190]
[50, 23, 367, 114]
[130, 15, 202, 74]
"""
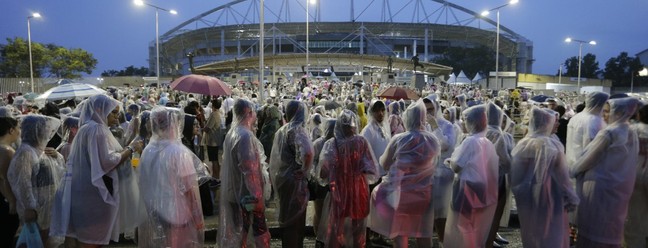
[107, 199, 525, 248]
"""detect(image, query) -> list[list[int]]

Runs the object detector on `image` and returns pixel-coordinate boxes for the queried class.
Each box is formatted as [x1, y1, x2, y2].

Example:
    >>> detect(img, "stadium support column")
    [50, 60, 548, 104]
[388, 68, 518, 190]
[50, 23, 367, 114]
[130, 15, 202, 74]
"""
[360, 24, 364, 55]
[221, 29, 225, 57]
[424, 28, 429, 62]
[259, 0, 265, 102]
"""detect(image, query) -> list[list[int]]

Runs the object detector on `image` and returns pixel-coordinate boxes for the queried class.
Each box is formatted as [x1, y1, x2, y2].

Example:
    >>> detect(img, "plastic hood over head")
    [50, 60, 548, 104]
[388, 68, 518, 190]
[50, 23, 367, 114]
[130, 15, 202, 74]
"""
[403, 100, 427, 132]
[584, 91, 610, 115]
[231, 99, 256, 129]
[323, 119, 337, 140]
[445, 107, 458, 124]
[286, 100, 308, 126]
[462, 105, 488, 135]
[608, 97, 640, 125]
[20, 114, 61, 151]
[528, 107, 555, 137]
[80, 94, 120, 126]
[487, 102, 504, 128]
[389, 103, 401, 116]
[335, 109, 359, 139]
[456, 94, 467, 108]
[150, 106, 184, 141]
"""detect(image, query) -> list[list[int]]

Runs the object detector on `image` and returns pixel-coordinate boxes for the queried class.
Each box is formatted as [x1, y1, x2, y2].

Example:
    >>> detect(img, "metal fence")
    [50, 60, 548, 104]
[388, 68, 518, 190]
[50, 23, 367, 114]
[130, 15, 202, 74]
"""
[1, 77, 174, 95]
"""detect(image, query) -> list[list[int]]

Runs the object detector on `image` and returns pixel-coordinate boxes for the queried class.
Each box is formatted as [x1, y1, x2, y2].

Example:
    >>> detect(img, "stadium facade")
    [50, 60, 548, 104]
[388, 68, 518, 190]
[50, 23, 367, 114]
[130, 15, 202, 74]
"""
[153, 0, 533, 81]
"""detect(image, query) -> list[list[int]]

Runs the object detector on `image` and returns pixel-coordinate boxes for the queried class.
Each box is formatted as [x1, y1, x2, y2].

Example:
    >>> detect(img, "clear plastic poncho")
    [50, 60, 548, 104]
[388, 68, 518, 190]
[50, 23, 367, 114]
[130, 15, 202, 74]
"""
[56, 116, 79, 162]
[626, 120, 648, 247]
[388, 103, 405, 136]
[570, 97, 640, 245]
[50, 94, 135, 245]
[425, 97, 459, 219]
[485, 102, 514, 175]
[311, 119, 336, 179]
[510, 107, 578, 248]
[219, 99, 271, 247]
[138, 106, 209, 247]
[309, 113, 323, 141]
[565, 91, 609, 167]
[8, 114, 63, 229]
[269, 100, 314, 226]
[368, 101, 439, 239]
[443, 105, 499, 248]
[360, 100, 391, 176]
[318, 110, 378, 247]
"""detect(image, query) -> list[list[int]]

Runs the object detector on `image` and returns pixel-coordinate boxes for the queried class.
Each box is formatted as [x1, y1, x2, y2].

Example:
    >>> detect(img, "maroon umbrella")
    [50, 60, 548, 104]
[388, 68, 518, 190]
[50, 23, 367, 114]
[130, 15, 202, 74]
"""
[377, 87, 420, 100]
[170, 74, 232, 96]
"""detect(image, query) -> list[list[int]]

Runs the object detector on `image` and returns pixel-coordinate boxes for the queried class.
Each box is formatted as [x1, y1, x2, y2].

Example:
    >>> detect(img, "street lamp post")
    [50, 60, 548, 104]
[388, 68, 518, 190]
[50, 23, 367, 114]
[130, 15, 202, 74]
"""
[565, 37, 596, 93]
[27, 12, 41, 93]
[306, 0, 316, 77]
[558, 63, 563, 84]
[481, 0, 518, 91]
[134, 0, 177, 85]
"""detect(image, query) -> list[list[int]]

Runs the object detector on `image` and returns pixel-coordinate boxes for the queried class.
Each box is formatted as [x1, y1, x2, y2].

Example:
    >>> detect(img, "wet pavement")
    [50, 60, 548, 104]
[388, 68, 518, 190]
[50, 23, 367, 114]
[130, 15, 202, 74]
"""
[107, 199, 525, 248]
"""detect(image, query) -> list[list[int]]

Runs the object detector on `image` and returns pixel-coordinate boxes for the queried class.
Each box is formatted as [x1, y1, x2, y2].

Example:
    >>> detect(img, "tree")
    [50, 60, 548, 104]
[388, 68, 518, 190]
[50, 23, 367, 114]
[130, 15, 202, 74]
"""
[560, 53, 599, 78]
[603, 52, 643, 87]
[0, 37, 97, 78]
[432, 45, 495, 80]
[0, 37, 49, 77]
[101, 65, 152, 77]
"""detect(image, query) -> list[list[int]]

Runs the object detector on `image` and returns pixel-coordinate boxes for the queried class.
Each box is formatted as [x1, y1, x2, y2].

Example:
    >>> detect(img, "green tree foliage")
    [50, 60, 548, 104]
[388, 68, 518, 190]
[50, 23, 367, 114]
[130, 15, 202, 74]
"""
[0, 37, 97, 78]
[603, 52, 643, 87]
[432, 45, 495, 80]
[101, 65, 151, 77]
[560, 53, 599, 78]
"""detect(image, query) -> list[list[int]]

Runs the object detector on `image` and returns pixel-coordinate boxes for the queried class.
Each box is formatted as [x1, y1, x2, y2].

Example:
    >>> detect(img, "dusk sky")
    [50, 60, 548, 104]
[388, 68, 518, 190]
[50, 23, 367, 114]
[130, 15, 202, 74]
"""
[1, 0, 646, 77]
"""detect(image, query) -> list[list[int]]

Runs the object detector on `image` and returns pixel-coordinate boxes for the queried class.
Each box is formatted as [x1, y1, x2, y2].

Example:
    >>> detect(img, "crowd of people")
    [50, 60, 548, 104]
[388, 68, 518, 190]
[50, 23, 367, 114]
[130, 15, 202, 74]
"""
[0, 79, 647, 248]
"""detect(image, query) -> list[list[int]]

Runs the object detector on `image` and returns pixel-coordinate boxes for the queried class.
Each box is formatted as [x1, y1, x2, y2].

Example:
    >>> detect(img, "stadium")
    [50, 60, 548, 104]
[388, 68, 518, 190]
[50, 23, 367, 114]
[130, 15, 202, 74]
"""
[153, 0, 534, 84]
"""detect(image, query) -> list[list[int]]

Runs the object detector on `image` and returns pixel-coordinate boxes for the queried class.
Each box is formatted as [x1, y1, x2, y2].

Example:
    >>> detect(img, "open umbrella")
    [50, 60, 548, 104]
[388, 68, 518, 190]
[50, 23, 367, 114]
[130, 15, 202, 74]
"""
[319, 100, 341, 110]
[530, 95, 550, 103]
[377, 87, 420, 100]
[36, 83, 107, 101]
[170, 74, 232, 96]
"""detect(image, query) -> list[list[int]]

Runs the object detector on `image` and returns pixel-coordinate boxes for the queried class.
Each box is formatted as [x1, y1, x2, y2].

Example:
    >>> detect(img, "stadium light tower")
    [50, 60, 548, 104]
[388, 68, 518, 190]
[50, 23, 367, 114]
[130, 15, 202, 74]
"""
[481, 0, 519, 90]
[565, 37, 596, 92]
[27, 12, 42, 93]
[134, 0, 177, 85]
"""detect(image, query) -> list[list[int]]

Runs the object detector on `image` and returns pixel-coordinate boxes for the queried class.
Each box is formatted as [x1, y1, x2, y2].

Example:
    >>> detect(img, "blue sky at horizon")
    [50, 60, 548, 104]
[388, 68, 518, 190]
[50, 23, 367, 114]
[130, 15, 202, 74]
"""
[1, 0, 646, 77]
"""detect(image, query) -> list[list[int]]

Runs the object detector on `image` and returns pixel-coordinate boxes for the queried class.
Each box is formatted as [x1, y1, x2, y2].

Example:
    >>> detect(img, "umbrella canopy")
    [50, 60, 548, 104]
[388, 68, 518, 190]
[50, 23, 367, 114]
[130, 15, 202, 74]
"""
[170, 74, 232, 96]
[530, 95, 550, 103]
[377, 87, 420, 100]
[319, 100, 341, 110]
[36, 83, 107, 101]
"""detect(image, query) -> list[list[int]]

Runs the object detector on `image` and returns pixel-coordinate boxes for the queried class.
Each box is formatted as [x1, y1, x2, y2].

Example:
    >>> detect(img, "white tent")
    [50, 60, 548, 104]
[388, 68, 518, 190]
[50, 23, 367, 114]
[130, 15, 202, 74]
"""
[455, 70, 471, 84]
[472, 73, 482, 82]
[446, 73, 457, 84]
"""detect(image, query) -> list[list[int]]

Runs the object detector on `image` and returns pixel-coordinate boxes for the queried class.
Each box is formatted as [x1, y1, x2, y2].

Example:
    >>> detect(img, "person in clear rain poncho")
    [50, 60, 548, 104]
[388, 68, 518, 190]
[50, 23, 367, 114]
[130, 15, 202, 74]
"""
[368, 101, 439, 248]
[49, 94, 144, 246]
[388, 102, 405, 136]
[511, 107, 579, 248]
[310, 119, 336, 239]
[269, 100, 314, 248]
[361, 100, 391, 177]
[565, 91, 609, 168]
[570, 97, 640, 248]
[318, 110, 378, 247]
[423, 95, 457, 242]
[443, 105, 499, 248]
[484, 102, 515, 247]
[219, 99, 272, 248]
[625, 104, 648, 247]
[56, 116, 80, 162]
[8, 114, 63, 244]
[137, 106, 210, 247]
